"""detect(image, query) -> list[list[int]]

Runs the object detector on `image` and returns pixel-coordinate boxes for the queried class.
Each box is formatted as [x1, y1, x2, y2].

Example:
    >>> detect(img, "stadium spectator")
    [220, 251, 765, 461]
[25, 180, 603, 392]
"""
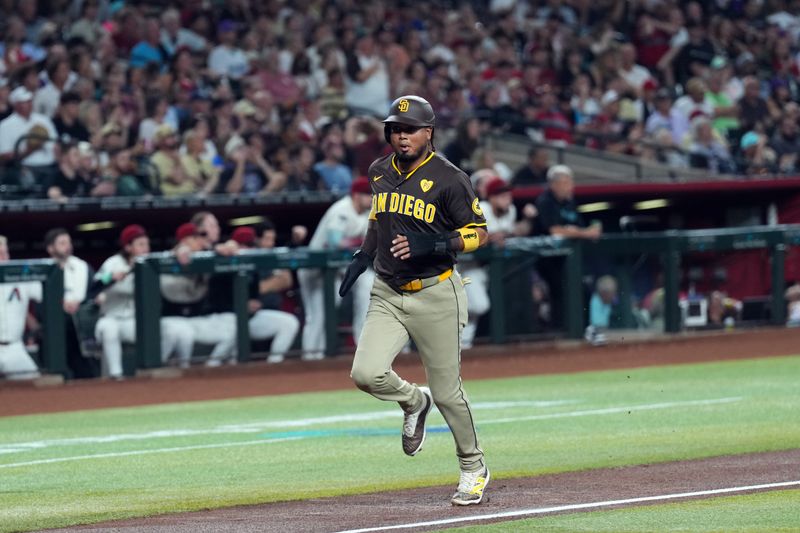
[33, 57, 74, 118]
[618, 43, 653, 95]
[179, 128, 220, 196]
[48, 142, 110, 200]
[208, 20, 248, 83]
[102, 148, 153, 197]
[231, 223, 300, 364]
[0, 86, 58, 183]
[686, 116, 734, 174]
[313, 138, 352, 194]
[512, 146, 550, 186]
[219, 131, 286, 195]
[344, 30, 390, 117]
[130, 17, 168, 72]
[671, 78, 715, 145]
[737, 130, 776, 176]
[284, 143, 323, 192]
[93, 225, 194, 378]
[160, 9, 207, 57]
[444, 117, 481, 174]
[737, 76, 773, 135]
[0, 234, 42, 380]
[150, 124, 198, 196]
[53, 92, 90, 145]
[770, 116, 800, 174]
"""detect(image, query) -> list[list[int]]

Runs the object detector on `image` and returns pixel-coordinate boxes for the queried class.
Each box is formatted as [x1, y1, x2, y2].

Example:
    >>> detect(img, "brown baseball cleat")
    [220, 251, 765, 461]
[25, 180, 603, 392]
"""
[402, 386, 432, 456]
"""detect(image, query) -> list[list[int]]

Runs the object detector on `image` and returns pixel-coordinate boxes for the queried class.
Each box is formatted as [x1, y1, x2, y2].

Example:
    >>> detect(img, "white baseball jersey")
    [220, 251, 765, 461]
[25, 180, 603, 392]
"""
[63, 255, 90, 304]
[308, 195, 369, 250]
[0, 282, 42, 342]
[479, 200, 517, 236]
[95, 254, 135, 319]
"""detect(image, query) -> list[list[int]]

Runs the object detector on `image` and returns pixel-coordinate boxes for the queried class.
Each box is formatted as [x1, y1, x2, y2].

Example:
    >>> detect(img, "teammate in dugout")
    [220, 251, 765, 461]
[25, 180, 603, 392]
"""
[339, 95, 490, 505]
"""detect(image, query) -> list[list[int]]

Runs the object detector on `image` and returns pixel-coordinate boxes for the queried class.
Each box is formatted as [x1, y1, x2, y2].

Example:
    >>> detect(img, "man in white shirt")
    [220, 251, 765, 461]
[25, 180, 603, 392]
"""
[45, 227, 98, 379]
[671, 77, 716, 145]
[0, 235, 42, 380]
[460, 178, 537, 348]
[0, 86, 58, 168]
[207, 20, 248, 81]
[160, 8, 207, 57]
[94, 225, 194, 379]
[618, 43, 653, 95]
[344, 32, 390, 117]
[298, 177, 374, 360]
[33, 57, 74, 118]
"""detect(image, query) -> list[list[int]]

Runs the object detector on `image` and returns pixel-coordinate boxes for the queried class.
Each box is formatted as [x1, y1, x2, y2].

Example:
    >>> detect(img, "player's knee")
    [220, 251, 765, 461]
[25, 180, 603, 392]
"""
[350, 367, 383, 392]
[95, 318, 118, 342]
[281, 314, 300, 335]
[469, 298, 490, 316]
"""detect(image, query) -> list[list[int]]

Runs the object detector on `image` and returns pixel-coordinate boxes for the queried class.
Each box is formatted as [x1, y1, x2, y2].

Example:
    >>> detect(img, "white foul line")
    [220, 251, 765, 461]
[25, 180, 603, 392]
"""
[481, 397, 742, 425]
[0, 436, 301, 469]
[335, 480, 800, 533]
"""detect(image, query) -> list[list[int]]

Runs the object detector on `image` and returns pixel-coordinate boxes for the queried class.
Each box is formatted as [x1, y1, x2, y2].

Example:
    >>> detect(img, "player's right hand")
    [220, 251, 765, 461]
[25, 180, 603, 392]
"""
[339, 250, 373, 297]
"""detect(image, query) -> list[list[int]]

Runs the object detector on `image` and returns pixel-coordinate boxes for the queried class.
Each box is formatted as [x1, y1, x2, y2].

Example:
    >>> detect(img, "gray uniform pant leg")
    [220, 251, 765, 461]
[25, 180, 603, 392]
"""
[351, 273, 485, 472]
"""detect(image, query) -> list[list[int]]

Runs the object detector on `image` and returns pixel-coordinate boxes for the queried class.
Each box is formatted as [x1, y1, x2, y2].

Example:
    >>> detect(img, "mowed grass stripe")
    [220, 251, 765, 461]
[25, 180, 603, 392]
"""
[0, 355, 797, 532]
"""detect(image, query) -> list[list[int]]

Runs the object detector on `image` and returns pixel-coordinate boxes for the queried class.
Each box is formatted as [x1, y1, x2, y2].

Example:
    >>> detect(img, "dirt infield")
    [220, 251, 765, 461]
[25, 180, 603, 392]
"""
[47, 449, 800, 532]
[3, 327, 800, 418]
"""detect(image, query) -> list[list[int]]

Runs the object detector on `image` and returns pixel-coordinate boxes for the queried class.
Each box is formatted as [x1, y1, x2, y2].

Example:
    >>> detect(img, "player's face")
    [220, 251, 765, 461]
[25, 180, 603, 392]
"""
[352, 192, 373, 214]
[198, 214, 220, 245]
[259, 230, 276, 249]
[50, 234, 73, 260]
[490, 191, 513, 215]
[550, 174, 574, 201]
[0, 242, 8, 262]
[388, 123, 432, 163]
[126, 236, 150, 258]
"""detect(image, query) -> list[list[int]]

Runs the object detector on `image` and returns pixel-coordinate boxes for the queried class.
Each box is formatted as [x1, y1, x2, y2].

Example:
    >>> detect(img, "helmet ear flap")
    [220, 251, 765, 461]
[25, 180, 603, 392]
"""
[384, 124, 391, 144]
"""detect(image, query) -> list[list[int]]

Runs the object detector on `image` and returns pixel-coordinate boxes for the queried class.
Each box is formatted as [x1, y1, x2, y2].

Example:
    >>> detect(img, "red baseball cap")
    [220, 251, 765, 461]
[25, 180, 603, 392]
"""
[231, 226, 256, 246]
[642, 78, 658, 92]
[485, 177, 512, 198]
[175, 222, 199, 242]
[119, 224, 147, 247]
[350, 176, 371, 195]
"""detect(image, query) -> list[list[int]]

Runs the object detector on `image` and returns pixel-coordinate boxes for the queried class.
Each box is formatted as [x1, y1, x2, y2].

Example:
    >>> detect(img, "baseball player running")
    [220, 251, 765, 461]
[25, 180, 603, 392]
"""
[340, 95, 490, 505]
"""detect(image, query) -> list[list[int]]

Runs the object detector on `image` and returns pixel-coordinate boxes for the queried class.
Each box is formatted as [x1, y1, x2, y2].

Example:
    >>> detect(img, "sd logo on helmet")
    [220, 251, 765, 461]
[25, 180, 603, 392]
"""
[382, 95, 436, 147]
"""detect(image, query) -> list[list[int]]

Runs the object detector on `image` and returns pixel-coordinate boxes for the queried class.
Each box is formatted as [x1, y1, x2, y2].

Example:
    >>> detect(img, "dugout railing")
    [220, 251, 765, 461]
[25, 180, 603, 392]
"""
[1, 225, 795, 377]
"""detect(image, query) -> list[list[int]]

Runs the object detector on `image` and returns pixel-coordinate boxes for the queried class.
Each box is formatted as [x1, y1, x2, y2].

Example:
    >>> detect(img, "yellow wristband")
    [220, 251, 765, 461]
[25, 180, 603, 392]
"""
[456, 227, 480, 253]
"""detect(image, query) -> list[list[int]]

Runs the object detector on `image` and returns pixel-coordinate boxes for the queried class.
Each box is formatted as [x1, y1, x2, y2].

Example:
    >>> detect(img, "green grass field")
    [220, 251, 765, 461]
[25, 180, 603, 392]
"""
[1, 355, 799, 532]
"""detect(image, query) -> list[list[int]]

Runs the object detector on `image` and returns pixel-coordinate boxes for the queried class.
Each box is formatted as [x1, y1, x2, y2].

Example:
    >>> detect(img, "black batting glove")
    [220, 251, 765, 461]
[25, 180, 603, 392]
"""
[339, 249, 373, 297]
[395, 231, 452, 259]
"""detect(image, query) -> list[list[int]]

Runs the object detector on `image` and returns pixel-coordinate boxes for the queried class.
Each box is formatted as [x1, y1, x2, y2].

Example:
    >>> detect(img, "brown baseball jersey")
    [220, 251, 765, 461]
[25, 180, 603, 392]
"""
[367, 151, 487, 288]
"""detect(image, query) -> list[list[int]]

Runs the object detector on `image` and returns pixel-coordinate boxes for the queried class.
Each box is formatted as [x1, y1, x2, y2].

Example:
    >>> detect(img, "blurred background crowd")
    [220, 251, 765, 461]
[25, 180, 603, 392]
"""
[2, 0, 800, 202]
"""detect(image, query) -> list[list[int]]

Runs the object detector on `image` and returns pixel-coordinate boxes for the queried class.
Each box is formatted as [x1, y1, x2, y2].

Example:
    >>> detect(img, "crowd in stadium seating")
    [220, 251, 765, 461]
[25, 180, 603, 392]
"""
[1, 0, 800, 201]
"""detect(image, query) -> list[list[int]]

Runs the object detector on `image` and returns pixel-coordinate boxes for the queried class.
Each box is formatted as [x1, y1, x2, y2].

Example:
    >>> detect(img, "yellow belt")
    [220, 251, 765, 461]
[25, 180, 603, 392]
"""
[399, 269, 453, 292]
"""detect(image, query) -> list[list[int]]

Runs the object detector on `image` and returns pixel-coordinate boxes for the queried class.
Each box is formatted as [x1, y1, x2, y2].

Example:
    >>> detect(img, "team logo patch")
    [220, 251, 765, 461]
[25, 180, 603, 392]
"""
[398, 99, 410, 112]
[420, 179, 433, 192]
[472, 198, 483, 216]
